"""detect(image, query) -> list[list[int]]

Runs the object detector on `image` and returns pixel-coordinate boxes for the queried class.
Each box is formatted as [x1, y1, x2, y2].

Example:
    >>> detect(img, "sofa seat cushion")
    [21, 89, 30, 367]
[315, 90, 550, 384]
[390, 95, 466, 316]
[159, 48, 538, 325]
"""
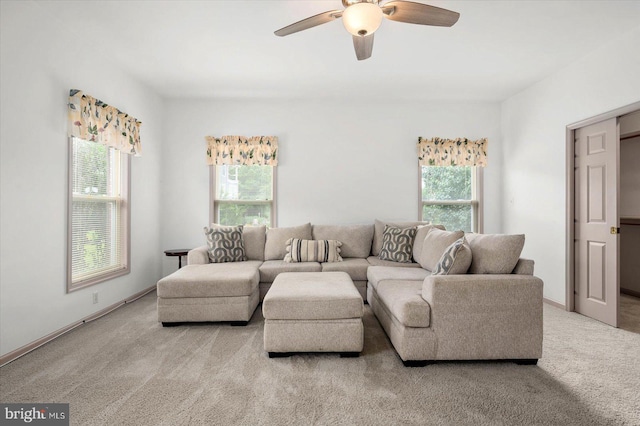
[367, 265, 430, 291]
[367, 256, 422, 268]
[321, 258, 370, 281]
[259, 260, 322, 283]
[375, 280, 431, 328]
[263, 272, 363, 320]
[157, 262, 261, 298]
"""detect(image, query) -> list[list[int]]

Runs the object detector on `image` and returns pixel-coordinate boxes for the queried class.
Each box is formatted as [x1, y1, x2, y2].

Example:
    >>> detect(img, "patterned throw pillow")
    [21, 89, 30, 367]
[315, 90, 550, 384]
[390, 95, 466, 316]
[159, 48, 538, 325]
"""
[378, 225, 417, 263]
[432, 237, 472, 275]
[204, 225, 247, 263]
[284, 238, 342, 263]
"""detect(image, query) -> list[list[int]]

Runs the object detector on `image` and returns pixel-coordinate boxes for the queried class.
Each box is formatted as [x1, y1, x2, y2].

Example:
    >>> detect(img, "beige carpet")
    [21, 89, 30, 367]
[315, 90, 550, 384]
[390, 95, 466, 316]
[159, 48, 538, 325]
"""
[1, 291, 639, 426]
[620, 293, 640, 334]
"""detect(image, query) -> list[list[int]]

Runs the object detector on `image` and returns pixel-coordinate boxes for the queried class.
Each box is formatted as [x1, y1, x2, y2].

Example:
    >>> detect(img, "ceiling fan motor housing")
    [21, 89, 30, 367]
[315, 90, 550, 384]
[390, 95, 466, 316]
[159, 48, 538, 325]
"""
[342, 0, 381, 6]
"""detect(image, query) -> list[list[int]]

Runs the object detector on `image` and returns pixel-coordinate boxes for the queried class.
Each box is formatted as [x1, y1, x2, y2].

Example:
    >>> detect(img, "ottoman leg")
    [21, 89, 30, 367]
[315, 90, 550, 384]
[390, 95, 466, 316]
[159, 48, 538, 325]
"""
[402, 360, 433, 367]
[268, 352, 292, 358]
[514, 358, 538, 365]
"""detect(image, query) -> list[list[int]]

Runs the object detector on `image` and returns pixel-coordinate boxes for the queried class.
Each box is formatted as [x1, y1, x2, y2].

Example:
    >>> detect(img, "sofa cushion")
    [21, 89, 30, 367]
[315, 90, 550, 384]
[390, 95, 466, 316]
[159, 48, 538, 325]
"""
[419, 228, 465, 272]
[259, 260, 322, 283]
[413, 224, 446, 263]
[367, 256, 422, 268]
[312, 224, 374, 258]
[157, 262, 261, 298]
[432, 237, 472, 275]
[284, 238, 342, 263]
[321, 258, 370, 281]
[466, 233, 525, 274]
[375, 280, 431, 328]
[263, 272, 363, 320]
[372, 219, 429, 256]
[264, 223, 312, 261]
[204, 225, 247, 263]
[211, 223, 265, 261]
[242, 225, 266, 261]
[379, 225, 417, 263]
[367, 265, 430, 292]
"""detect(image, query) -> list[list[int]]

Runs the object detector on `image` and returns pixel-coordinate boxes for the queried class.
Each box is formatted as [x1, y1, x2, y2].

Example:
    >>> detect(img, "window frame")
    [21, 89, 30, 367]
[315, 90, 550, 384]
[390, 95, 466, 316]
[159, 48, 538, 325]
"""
[418, 164, 484, 233]
[67, 137, 131, 293]
[209, 165, 277, 227]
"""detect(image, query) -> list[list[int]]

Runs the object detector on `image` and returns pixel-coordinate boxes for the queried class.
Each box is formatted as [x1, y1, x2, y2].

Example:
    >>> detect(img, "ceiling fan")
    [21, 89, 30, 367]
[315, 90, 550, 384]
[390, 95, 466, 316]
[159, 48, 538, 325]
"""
[274, 0, 460, 61]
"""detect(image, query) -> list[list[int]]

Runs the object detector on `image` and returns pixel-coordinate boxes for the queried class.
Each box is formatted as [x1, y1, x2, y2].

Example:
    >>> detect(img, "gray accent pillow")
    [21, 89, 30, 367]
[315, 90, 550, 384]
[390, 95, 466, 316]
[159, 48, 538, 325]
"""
[312, 224, 373, 258]
[419, 228, 465, 271]
[413, 224, 446, 263]
[432, 237, 472, 275]
[466, 233, 525, 274]
[373, 219, 429, 256]
[264, 223, 312, 261]
[284, 238, 342, 263]
[378, 225, 417, 264]
[204, 225, 246, 263]
[211, 223, 265, 261]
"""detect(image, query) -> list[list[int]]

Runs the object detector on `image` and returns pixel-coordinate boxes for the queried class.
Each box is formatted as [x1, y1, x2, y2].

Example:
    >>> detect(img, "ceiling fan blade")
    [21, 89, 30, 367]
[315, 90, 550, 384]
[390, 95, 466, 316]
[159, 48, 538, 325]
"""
[275, 10, 343, 37]
[382, 1, 459, 27]
[353, 34, 374, 61]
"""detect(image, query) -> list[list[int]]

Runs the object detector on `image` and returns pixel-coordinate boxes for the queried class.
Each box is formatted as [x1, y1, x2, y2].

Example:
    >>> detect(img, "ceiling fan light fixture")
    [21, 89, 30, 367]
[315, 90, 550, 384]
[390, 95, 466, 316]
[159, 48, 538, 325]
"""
[342, 3, 383, 37]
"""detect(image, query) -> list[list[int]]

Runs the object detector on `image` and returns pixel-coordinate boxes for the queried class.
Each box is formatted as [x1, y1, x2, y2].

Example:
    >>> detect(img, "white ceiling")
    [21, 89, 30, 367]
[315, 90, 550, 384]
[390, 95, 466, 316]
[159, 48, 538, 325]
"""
[36, 0, 640, 101]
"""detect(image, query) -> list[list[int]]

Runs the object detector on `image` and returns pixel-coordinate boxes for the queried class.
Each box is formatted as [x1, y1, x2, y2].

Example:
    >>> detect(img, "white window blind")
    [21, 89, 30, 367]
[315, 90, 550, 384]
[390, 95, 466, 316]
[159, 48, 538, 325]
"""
[69, 137, 129, 289]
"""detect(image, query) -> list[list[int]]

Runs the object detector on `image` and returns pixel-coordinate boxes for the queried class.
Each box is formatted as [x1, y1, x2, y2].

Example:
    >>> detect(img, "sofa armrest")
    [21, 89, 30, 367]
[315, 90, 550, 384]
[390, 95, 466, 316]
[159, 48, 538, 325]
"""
[421, 274, 543, 359]
[512, 258, 535, 275]
[187, 246, 209, 265]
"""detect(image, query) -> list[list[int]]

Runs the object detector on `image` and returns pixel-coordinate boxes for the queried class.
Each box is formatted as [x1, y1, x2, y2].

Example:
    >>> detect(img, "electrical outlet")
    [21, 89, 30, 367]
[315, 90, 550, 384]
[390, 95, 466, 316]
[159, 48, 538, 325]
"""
[92, 292, 99, 304]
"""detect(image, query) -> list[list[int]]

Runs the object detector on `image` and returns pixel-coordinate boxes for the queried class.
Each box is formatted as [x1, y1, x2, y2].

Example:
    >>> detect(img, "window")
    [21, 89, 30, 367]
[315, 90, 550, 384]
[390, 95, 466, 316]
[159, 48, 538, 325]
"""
[68, 137, 130, 291]
[211, 165, 276, 226]
[420, 166, 482, 233]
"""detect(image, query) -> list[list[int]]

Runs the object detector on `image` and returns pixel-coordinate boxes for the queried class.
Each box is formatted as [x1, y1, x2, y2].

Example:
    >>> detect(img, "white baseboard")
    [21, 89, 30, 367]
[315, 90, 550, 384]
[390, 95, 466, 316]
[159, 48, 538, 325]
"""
[0, 285, 156, 367]
[543, 297, 566, 310]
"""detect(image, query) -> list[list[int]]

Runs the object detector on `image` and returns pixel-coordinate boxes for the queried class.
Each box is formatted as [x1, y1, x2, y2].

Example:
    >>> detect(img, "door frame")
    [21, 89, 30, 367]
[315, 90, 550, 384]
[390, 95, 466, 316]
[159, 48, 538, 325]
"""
[565, 101, 640, 313]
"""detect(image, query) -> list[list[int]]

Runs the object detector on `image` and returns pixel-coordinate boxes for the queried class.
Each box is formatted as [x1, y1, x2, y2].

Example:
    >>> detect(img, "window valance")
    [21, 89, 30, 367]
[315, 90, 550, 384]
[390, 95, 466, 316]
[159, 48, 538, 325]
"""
[67, 89, 142, 156]
[417, 137, 488, 167]
[205, 136, 278, 166]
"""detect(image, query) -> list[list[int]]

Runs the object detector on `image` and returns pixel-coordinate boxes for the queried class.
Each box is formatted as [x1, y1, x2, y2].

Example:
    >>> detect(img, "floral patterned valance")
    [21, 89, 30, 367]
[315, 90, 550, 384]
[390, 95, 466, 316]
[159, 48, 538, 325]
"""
[417, 137, 488, 167]
[205, 136, 278, 166]
[67, 89, 142, 156]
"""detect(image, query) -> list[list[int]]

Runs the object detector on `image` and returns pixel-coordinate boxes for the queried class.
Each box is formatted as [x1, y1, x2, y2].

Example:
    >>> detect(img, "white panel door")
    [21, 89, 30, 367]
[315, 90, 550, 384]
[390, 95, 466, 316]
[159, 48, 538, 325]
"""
[574, 118, 619, 327]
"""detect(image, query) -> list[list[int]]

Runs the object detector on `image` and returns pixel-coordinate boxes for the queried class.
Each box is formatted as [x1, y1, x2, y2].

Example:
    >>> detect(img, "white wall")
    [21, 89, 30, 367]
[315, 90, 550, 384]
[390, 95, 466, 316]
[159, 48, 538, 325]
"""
[160, 99, 502, 276]
[0, 1, 164, 356]
[501, 27, 640, 305]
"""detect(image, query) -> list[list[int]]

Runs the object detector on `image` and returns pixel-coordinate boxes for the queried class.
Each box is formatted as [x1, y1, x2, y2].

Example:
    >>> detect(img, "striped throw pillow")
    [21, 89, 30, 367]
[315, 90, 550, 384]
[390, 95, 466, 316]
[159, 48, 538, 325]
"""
[284, 238, 343, 263]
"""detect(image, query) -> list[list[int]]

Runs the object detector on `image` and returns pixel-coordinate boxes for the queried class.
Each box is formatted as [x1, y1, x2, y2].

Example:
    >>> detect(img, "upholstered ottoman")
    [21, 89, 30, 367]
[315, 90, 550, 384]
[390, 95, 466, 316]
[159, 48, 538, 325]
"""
[263, 272, 364, 357]
[157, 262, 261, 326]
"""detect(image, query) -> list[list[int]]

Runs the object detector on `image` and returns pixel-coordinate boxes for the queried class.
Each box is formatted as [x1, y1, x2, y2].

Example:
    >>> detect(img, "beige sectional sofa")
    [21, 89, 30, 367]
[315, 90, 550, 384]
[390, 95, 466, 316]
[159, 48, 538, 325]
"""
[156, 221, 543, 366]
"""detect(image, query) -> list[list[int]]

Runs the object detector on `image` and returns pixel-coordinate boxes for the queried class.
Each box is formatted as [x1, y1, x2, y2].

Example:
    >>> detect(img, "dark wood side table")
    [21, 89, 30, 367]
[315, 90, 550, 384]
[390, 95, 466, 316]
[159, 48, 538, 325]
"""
[164, 249, 190, 268]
